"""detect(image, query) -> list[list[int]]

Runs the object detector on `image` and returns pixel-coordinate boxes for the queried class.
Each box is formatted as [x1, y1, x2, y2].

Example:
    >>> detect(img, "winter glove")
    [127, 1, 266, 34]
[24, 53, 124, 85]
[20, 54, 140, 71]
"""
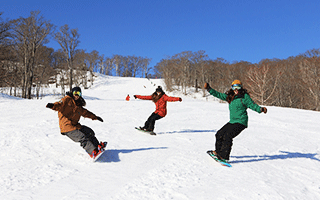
[46, 103, 54, 109]
[204, 83, 211, 92]
[179, 98, 182, 102]
[261, 107, 267, 114]
[96, 116, 103, 122]
[134, 95, 137, 99]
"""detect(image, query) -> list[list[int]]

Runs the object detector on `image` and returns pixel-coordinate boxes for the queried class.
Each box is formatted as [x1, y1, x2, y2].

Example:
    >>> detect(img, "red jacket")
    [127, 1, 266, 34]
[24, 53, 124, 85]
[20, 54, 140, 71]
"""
[135, 94, 180, 117]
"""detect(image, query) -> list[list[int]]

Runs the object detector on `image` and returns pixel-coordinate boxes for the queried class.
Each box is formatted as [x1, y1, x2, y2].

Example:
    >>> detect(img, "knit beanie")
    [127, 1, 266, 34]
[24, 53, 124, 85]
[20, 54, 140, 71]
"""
[156, 86, 163, 93]
[72, 87, 81, 93]
[231, 80, 242, 85]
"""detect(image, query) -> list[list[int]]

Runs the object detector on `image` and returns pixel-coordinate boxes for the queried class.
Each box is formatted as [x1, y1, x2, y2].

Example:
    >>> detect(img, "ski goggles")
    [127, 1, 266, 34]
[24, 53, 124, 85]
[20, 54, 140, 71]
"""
[231, 84, 242, 90]
[73, 91, 82, 96]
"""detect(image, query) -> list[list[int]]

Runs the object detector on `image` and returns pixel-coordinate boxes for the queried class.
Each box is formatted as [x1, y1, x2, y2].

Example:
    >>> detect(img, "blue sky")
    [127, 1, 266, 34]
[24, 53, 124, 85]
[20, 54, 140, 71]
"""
[2, 0, 320, 68]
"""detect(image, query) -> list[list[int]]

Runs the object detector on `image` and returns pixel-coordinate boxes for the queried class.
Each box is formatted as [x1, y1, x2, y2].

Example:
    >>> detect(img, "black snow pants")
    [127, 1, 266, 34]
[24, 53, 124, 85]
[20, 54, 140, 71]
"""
[63, 125, 99, 154]
[144, 112, 163, 131]
[215, 122, 246, 160]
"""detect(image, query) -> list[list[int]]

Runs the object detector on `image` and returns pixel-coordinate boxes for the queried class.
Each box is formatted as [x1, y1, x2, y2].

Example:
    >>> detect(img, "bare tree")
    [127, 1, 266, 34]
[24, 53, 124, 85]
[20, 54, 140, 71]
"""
[0, 13, 15, 90]
[33, 46, 54, 99]
[121, 56, 131, 77]
[0, 12, 11, 45]
[51, 49, 67, 94]
[73, 49, 89, 88]
[155, 58, 175, 91]
[103, 57, 114, 75]
[11, 11, 54, 99]
[112, 54, 122, 76]
[54, 24, 80, 91]
[98, 54, 104, 74]
[299, 49, 320, 110]
[169, 51, 193, 94]
[86, 50, 99, 85]
[204, 58, 229, 95]
[190, 50, 208, 92]
[141, 57, 152, 78]
[130, 55, 140, 77]
[246, 62, 281, 105]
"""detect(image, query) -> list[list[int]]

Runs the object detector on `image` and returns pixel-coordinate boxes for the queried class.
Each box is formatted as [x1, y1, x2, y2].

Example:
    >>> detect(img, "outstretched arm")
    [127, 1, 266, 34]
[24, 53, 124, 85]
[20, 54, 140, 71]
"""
[46, 96, 68, 112]
[243, 94, 267, 114]
[204, 83, 227, 101]
[164, 95, 182, 102]
[134, 95, 152, 100]
[80, 107, 103, 121]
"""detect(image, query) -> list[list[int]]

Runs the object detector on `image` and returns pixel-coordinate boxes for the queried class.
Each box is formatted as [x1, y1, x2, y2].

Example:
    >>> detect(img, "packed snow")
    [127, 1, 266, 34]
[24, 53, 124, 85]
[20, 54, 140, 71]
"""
[1, 74, 320, 200]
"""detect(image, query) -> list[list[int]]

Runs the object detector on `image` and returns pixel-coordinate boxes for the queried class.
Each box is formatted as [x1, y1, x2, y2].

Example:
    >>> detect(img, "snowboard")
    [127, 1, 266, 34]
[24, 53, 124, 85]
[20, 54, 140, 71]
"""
[135, 127, 156, 135]
[207, 150, 232, 167]
[93, 142, 108, 162]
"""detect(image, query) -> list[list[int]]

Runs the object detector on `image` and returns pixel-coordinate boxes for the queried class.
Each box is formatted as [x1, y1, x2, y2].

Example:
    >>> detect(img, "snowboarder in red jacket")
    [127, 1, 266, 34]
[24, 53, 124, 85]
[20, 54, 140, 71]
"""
[134, 86, 182, 132]
[126, 94, 130, 101]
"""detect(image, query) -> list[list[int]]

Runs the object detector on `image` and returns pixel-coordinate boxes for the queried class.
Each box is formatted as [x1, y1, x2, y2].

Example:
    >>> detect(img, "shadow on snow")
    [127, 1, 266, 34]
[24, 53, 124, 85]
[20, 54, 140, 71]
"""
[157, 129, 216, 134]
[230, 151, 320, 164]
[95, 147, 168, 163]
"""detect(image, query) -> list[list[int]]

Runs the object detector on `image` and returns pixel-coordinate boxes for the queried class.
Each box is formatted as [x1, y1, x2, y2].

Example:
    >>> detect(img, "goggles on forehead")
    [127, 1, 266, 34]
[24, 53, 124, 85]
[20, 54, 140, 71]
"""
[231, 84, 242, 90]
[73, 91, 82, 96]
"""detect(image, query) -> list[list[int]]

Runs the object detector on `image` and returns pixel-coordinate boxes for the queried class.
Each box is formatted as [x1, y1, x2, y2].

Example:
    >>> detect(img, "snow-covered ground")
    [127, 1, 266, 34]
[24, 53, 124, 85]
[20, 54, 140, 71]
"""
[1, 74, 320, 200]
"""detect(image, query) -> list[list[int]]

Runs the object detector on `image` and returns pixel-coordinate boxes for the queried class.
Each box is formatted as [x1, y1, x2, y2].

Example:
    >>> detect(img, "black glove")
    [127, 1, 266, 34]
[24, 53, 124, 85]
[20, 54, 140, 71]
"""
[179, 98, 182, 102]
[204, 83, 211, 92]
[261, 107, 267, 114]
[46, 103, 54, 109]
[96, 116, 103, 122]
[134, 95, 137, 99]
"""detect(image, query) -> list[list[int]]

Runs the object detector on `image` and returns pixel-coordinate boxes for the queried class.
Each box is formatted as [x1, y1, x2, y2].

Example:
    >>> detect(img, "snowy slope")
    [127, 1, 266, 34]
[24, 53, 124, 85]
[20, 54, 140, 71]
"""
[1, 74, 320, 200]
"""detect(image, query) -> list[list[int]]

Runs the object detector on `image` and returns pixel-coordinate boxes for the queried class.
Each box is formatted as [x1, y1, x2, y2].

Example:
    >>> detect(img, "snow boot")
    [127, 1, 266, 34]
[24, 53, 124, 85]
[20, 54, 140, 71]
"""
[208, 150, 229, 163]
[98, 141, 107, 151]
[90, 149, 98, 158]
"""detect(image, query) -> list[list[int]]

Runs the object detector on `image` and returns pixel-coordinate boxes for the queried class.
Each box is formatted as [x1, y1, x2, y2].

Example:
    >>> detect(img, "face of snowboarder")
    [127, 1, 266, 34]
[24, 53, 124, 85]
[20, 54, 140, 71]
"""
[73, 90, 81, 100]
[156, 91, 161, 95]
[231, 84, 241, 95]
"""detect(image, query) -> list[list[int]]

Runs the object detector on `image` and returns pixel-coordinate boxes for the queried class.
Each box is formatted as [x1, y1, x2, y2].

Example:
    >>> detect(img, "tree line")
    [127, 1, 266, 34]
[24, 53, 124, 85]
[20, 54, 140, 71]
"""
[0, 11, 152, 99]
[1, 11, 319, 112]
[154, 50, 320, 111]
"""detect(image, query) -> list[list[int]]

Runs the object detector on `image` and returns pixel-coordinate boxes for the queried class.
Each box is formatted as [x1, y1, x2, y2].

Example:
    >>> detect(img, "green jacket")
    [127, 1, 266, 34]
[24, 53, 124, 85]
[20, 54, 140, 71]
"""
[208, 88, 262, 127]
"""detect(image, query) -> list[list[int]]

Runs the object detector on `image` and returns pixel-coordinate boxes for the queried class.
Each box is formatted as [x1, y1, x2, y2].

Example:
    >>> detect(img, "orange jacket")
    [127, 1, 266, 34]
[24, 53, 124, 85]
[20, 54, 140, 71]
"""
[135, 94, 180, 117]
[51, 95, 98, 133]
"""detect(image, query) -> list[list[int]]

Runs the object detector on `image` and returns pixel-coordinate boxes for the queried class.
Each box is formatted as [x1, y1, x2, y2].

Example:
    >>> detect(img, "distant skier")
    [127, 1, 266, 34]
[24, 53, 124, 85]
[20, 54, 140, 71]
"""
[204, 80, 267, 163]
[134, 86, 182, 132]
[126, 94, 130, 101]
[46, 87, 106, 159]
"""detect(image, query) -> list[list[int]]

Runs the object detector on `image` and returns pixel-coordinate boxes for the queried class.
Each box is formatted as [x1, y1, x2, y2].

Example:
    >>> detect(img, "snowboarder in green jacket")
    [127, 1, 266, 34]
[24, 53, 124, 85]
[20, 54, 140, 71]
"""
[204, 80, 267, 162]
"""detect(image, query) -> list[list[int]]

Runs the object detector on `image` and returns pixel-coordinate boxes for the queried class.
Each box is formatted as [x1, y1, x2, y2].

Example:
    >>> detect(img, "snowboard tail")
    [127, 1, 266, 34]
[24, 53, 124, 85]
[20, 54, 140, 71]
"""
[135, 127, 156, 135]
